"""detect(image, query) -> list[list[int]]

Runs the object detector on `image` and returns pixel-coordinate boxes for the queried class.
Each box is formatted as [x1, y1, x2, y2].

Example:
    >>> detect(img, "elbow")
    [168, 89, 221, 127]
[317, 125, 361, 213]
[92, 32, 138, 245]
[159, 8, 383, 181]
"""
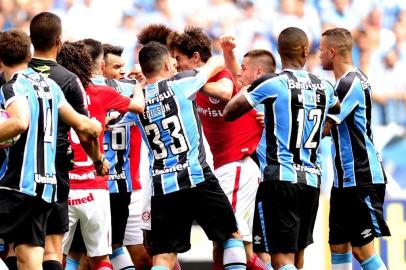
[14, 119, 29, 134]
[129, 101, 145, 114]
[220, 92, 232, 102]
[223, 107, 236, 122]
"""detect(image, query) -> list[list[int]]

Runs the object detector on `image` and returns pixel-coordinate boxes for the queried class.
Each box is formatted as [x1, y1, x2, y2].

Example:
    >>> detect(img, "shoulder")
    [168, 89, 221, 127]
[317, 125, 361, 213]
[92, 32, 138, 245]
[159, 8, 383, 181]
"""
[247, 73, 280, 93]
[169, 70, 199, 81]
[335, 71, 359, 99]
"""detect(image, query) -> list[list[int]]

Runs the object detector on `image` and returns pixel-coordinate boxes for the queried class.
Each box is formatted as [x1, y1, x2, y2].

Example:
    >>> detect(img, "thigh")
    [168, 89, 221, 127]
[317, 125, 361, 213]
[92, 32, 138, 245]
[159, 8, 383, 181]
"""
[124, 190, 144, 246]
[329, 187, 351, 245]
[266, 181, 301, 253]
[252, 181, 272, 253]
[76, 189, 112, 257]
[150, 190, 193, 256]
[194, 175, 238, 243]
[298, 185, 320, 249]
[46, 201, 69, 235]
[110, 192, 131, 246]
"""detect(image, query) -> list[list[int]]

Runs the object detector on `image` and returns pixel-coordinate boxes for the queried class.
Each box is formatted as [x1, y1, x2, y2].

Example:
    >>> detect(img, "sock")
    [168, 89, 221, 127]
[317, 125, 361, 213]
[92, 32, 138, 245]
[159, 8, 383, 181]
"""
[223, 239, 246, 270]
[92, 261, 113, 270]
[173, 260, 182, 270]
[65, 257, 80, 270]
[151, 267, 170, 270]
[331, 252, 352, 270]
[361, 254, 387, 270]
[109, 247, 135, 270]
[5, 256, 17, 270]
[247, 254, 268, 270]
[266, 263, 273, 270]
[43, 260, 63, 270]
[279, 265, 296, 270]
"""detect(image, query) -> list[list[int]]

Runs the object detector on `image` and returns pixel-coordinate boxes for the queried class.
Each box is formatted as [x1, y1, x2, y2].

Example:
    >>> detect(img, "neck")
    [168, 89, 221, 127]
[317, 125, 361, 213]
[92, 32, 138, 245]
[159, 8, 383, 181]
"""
[33, 49, 58, 61]
[92, 70, 103, 77]
[333, 56, 353, 80]
[4, 63, 28, 81]
[281, 59, 304, 71]
[147, 71, 170, 84]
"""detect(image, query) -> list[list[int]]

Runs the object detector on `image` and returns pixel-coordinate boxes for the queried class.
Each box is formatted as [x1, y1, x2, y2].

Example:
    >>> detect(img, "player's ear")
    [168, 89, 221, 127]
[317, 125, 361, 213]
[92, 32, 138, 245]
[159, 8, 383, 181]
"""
[192, 51, 200, 63]
[303, 45, 309, 58]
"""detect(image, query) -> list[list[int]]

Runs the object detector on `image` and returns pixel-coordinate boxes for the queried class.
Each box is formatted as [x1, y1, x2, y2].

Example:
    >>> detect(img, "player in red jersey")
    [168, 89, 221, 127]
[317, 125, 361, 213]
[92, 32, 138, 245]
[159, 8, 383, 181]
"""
[56, 42, 144, 270]
[219, 35, 277, 269]
[170, 27, 266, 270]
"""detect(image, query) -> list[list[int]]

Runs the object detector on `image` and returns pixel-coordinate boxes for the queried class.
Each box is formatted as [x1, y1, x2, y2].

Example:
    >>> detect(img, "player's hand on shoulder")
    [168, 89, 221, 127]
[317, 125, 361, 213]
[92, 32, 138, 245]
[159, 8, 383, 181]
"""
[220, 35, 236, 52]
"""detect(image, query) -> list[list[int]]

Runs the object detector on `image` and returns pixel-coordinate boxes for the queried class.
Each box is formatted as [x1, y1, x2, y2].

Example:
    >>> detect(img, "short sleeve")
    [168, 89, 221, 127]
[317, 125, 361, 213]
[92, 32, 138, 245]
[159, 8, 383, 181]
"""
[325, 81, 339, 109]
[2, 75, 28, 109]
[328, 75, 361, 124]
[244, 75, 279, 108]
[101, 86, 131, 113]
[170, 70, 208, 100]
[109, 112, 140, 129]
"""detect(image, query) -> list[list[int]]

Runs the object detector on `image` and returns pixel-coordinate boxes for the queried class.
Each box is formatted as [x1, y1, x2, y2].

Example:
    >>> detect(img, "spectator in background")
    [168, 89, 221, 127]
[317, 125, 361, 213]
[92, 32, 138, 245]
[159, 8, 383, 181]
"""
[321, 0, 361, 31]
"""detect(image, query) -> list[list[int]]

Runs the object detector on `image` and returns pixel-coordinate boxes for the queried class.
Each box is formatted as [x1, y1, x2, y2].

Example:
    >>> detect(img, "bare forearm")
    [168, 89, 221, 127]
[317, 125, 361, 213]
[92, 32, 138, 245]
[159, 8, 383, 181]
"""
[129, 84, 145, 113]
[0, 118, 27, 142]
[79, 135, 102, 163]
[223, 50, 240, 81]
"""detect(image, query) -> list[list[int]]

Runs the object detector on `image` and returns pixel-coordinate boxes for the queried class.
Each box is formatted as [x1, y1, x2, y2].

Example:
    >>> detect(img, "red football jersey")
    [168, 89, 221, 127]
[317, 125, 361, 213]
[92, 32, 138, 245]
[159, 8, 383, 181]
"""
[196, 69, 262, 169]
[69, 85, 131, 189]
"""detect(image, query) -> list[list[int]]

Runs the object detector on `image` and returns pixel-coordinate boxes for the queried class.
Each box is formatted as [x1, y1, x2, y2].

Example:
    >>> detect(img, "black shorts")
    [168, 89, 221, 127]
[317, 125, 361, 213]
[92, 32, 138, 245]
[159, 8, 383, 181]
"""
[46, 163, 70, 235]
[110, 192, 131, 245]
[0, 189, 52, 247]
[150, 175, 238, 256]
[329, 185, 391, 247]
[252, 181, 320, 253]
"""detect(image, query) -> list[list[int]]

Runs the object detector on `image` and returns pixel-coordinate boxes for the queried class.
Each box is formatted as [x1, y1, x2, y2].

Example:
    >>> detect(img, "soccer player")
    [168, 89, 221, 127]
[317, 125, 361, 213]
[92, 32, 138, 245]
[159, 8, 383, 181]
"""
[97, 40, 150, 270]
[102, 44, 126, 80]
[220, 34, 276, 177]
[170, 27, 265, 270]
[122, 41, 246, 270]
[57, 41, 144, 270]
[224, 27, 340, 270]
[0, 29, 103, 270]
[319, 28, 390, 270]
[28, 12, 106, 270]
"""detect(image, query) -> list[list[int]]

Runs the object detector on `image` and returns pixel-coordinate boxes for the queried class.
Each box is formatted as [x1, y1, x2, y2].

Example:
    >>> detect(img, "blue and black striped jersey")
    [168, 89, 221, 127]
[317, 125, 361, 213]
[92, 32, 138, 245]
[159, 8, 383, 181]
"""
[92, 76, 135, 193]
[245, 69, 338, 188]
[0, 68, 66, 202]
[122, 70, 213, 196]
[328, 69, 386, 188]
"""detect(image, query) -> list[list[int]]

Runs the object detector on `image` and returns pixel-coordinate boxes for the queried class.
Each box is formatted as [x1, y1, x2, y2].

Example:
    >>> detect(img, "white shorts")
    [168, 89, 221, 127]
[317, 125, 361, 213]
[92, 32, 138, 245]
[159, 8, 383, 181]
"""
[62, 189, 112, 257]
[214, 157, 260, 242]
[123, 189, 144, 245]
[140, 180, 152, 231]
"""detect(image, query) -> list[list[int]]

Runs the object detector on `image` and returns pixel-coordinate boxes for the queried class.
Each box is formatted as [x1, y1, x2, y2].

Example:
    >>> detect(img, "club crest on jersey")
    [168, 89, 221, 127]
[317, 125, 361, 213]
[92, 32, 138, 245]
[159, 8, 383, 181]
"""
[209, 97, 220, 104]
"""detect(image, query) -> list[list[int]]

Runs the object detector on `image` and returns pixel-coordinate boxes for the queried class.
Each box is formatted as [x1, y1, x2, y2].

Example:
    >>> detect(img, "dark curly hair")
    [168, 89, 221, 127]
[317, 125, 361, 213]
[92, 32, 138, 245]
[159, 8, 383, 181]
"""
[57, 41, 92, 88]
[169, 26, 212, 63]
[137, 24, 176, 47]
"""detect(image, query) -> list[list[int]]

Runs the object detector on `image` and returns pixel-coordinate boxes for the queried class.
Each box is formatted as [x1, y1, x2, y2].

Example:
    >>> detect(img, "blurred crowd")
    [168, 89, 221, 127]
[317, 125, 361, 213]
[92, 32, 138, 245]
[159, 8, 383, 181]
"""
[2, 0, 406, 126]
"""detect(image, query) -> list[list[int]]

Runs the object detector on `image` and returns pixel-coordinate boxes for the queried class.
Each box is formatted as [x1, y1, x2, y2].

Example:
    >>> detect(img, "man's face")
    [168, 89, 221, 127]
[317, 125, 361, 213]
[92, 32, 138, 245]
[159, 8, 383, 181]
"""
[236, 57, 259, 87]
[103, 53, 125, 79]
[319, 37, 333, 71]
[173, 50, 197, 71]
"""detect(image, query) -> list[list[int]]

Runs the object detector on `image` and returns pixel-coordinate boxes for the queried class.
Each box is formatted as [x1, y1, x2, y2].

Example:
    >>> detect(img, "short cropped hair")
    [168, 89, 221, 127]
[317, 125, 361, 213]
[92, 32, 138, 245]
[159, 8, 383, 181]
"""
[0, 30, 31, 66]
[57, 42, 92, 88]
[322, 28, 353, 56]
[244, 49, 276, 73]
[80, 38, 104, 64]
[278, 27, 308, 62]
[30, 12, 62, 51]
[170, 26, 212, 62]
[139, 41, 169, 78]
[103, 44, 123, 60]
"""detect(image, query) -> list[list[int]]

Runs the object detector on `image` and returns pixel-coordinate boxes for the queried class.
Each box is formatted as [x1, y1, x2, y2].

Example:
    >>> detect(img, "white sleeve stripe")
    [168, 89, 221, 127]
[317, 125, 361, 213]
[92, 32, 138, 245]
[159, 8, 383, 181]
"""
[327, 114, 342, 124]
[57, 99, 67, 109]
[5, 95, 25, 109]
[243, 91, 256, 108]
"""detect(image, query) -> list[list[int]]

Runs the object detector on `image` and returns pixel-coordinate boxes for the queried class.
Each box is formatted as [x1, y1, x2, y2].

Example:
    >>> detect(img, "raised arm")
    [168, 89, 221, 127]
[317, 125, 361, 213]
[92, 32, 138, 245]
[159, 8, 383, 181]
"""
[220, 35, 241, 81]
